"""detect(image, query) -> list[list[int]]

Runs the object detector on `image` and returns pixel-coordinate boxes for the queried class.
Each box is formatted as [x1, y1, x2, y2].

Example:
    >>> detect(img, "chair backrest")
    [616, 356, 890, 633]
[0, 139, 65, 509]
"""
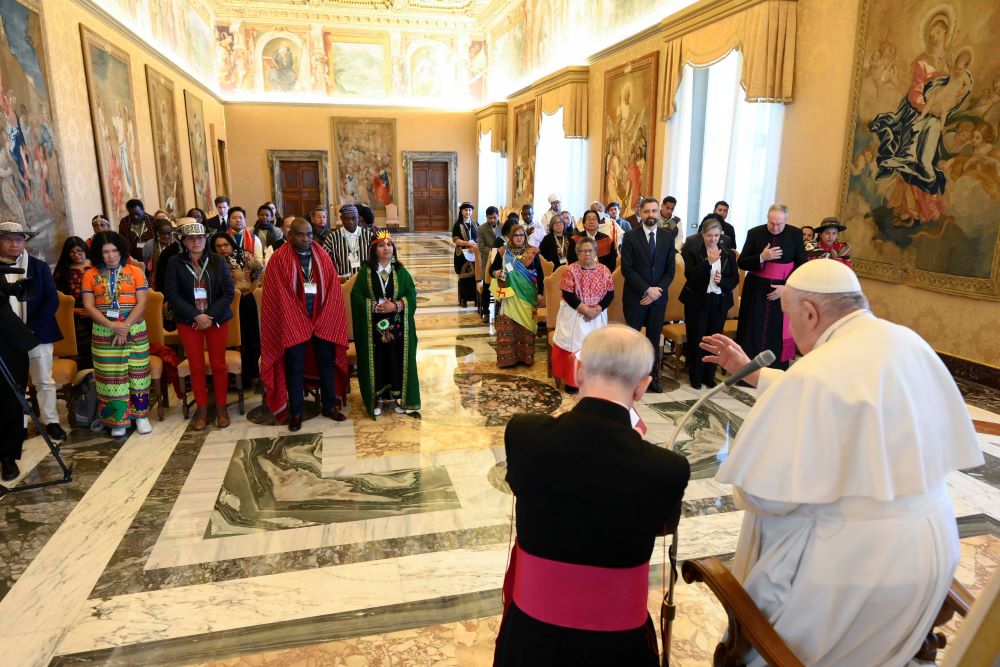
[539, 257, 554, 279]
[52, 292, 77, 357]
[664, 251, 685, 322]
[544, 264, 568, 332]
[607, 267, 625, 324]
[226, 291, 241, 347]
[253, 286, 263, 326]
[342, 273, 357, 341]
[145, 290, 165, 347]
[385, 203, 398, 221]
[942, 571, 1000, 667]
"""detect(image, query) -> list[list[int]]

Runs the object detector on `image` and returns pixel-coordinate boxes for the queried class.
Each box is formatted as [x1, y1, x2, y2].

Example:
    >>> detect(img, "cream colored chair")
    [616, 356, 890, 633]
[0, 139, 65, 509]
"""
[607, 267, 625, 325]
[32, 292, 80, 416]
[176, 291, 244, 417]
[143, 290, 170, 420]
[543, 264, 568, 379]
[660, 252, 687, 379]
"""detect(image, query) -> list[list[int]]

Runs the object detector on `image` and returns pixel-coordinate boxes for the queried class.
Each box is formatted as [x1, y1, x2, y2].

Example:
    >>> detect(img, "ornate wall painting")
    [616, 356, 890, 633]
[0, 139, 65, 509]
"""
[0, 0, 68, 262]
[512, 101, 536, 208]
[601, 52, 658, 209]
[330, 117, 396, 211]
[183, 90, 212, 212]
[325, 35, 389, 97]
[464, 39, 487, 101]
[144, 66, 185, 216]
[184, 3, 215, 80]
[261, 36, 301, 92]
[80, 26, 144, 223]
[840, 0, 1000, 299]
[491, 9, 527, 95]
[404, 37, 452, 98]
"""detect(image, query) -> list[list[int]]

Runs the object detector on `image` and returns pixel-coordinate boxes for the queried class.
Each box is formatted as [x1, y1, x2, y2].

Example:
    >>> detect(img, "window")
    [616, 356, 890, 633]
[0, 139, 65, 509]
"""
[667, 50, 784, 250]
[477, 130, 508, 222]
[533, 108, 588, 221]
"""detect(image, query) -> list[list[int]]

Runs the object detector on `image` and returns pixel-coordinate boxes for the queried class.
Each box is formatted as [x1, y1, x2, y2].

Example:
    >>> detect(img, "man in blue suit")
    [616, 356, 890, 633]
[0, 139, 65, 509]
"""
[0, 222, 65, 442]
[620, 197, 677, 392]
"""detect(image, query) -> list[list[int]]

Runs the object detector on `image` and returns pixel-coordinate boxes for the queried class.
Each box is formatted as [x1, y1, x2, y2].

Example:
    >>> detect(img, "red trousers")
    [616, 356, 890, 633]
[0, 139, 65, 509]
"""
[177, 321, 231, 408]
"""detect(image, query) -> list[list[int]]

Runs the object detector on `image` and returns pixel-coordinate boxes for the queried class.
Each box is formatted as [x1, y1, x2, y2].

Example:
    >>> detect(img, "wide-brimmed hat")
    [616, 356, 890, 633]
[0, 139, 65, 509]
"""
[176, 222, 206, 238]
[815, 217, 847, 233]
[0, 221, 37, 238]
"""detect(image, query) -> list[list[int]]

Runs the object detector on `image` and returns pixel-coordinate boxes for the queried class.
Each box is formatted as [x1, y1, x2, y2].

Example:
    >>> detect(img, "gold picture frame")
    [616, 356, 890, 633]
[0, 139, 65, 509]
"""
[330, 117, 396, 212]
[601, 51, 658, 209]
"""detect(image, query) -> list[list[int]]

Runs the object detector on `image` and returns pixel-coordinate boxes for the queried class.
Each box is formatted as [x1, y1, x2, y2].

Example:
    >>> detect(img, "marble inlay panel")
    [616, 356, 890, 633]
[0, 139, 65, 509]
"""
[646, 398, 746, 479]
[964, 451, 1000, 493]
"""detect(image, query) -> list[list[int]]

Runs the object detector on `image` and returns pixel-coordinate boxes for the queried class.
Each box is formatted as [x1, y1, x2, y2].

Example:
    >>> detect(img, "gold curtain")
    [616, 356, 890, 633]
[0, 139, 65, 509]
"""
[661, 0, 796, 120]
[524, 66, 590, 139]
[475, 103, 509, 155]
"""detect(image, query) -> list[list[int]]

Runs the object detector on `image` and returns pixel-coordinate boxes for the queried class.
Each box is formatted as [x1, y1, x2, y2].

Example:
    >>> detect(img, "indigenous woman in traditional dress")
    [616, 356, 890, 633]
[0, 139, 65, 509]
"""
[538, 213, 576, 268]
[490, 224, 543, 367]
[351, 230, 420, 418]
[53, 236, 93, 369]
[452, 201, 479, 307]
[550, 237, 615, 393]
[572, 209, 618, 272]
[82, 231, 153, 438]
[680, 215, 739, 389]
[806, 217, 853, 268]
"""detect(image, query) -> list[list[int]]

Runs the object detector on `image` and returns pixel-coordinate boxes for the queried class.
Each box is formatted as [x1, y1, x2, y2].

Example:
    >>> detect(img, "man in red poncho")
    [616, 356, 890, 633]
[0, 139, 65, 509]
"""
[261, 218, 349, 431]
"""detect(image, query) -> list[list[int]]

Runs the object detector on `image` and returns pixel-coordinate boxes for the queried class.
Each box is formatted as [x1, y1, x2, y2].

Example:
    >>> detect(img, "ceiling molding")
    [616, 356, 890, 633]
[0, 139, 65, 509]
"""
[474, 101, 507, 119]
[507, 65, 589, 101]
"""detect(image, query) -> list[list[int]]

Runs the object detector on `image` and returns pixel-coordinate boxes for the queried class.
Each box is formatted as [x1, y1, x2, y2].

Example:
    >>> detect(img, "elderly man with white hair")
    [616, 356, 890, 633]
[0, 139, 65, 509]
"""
[494, 324, 690, 666]
[700, 259, 983, 667]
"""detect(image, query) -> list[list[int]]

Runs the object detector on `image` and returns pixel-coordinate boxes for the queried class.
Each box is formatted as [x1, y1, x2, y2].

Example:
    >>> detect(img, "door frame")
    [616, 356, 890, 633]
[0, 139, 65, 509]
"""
[267, 149, 330, 217]
[403, 151, 457, 232]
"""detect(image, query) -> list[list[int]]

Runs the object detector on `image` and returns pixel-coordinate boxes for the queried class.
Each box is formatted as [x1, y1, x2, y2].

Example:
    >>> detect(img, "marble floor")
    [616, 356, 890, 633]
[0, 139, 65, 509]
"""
[0, 232, 997, 666]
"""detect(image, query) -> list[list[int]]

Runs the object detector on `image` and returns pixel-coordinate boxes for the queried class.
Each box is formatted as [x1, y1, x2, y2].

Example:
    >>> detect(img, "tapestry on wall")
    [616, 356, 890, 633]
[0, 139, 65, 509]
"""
[0, 0, 67, 262]
[511, 101, 535, 208]
[145, 67, 185, 216]
[330, 117, 395, 211]
[840, 0, 1000, 299]
[183, 90, 212, 212]
[601, 51, 658, 211]
[80, 26, 143, 224]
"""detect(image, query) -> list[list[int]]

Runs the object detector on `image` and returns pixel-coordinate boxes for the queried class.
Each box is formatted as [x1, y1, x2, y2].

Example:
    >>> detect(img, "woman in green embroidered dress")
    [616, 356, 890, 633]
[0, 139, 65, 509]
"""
[350, 230, 421, 418]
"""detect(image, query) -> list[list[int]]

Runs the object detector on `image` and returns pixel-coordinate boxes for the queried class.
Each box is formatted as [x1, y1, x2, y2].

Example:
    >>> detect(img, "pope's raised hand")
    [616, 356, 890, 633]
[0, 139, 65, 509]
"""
[699, 334, 750, 376]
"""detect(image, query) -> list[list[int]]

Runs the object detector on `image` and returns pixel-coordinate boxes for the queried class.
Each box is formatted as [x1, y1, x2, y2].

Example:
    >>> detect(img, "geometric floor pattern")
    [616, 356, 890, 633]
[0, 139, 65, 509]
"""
[0, 233, 996, 666]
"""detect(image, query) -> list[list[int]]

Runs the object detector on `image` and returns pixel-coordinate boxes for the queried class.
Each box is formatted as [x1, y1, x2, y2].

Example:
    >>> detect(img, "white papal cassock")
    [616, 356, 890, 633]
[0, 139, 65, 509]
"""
[717, 309, 983, 667]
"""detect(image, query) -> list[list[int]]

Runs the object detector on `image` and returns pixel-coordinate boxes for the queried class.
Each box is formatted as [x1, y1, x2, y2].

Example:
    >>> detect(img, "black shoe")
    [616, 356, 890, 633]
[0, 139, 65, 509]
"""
[321, 407, 347, 422]
[45, 423, 68, 441]
[288, 414, 303, 432]
[648, 380, 663, 393]
[704, 378, 717, 388]
[691, 382, 703, 390]
[564, 385, 579, 394]
[1, 457, 19, 481]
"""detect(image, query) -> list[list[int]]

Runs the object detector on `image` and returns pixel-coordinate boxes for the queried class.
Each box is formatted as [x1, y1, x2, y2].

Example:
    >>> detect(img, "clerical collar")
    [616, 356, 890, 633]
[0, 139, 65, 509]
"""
[814, 309, 872, 350]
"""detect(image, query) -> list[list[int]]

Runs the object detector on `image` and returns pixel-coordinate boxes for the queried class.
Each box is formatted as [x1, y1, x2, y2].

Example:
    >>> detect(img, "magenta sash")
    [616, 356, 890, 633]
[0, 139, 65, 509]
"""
[752, 261, 795, 361]
[502, 541, 650, 632]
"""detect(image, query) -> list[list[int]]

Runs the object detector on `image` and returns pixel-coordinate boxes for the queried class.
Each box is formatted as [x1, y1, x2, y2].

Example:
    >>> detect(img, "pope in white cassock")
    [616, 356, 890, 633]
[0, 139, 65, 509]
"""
[700, 259, 983, 667]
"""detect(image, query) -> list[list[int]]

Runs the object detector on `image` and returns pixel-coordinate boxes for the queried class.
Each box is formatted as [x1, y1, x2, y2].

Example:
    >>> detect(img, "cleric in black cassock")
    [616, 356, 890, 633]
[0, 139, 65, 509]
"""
[494, 325, 690, 667]
[735, 204, 807, 371]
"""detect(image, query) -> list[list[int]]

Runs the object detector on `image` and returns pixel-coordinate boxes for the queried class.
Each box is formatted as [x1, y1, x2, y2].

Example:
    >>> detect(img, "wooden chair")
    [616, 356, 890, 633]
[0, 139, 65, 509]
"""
[539, 257, 554, 280]
[942, 568, 1000, 666]
[681, 557, 974, 667]
[723, 256, 745, 337]
[543, 264, 568, 379]
[607, 267, 625, 325]
[176, 291, 244, 417]
[143, 290, 170, 420]
[660, 252, 687, 379]
[34, 292, 80, 415]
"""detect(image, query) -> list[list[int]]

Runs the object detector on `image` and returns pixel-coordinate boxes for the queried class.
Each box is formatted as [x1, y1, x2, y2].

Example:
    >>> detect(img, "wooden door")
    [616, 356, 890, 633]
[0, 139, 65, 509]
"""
[411, 161, 450, 231]
[279, 160, 321, 217]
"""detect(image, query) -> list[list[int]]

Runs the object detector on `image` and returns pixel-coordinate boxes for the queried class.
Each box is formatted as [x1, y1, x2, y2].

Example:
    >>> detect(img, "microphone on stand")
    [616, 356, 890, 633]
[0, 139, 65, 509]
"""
[659, 349, 774, 665]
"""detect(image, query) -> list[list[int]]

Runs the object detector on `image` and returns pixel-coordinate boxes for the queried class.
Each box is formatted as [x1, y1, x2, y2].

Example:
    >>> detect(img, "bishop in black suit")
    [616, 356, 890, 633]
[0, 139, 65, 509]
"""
[494, 325, 690, 666]
[620, 197, 678, 391]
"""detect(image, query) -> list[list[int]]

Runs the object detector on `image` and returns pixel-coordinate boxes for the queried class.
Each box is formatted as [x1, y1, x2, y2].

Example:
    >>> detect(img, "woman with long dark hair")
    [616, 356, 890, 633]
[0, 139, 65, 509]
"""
[452, 202, 478, 307]
[350, 230, 420, 418]
[53, 236, 93, 368]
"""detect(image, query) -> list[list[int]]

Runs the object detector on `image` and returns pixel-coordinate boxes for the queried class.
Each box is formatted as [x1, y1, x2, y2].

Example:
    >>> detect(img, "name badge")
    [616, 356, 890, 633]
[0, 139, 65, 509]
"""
[377, 297, 386, 304]
[349, 255, 361, 269]
[106, 309, 120, 320]
[135, 241, 145, 249]
[558, 257, 567, 265]
[505, 262, 514, 273]
[193, 287, 208, 300]
[303, 282, 318, 295]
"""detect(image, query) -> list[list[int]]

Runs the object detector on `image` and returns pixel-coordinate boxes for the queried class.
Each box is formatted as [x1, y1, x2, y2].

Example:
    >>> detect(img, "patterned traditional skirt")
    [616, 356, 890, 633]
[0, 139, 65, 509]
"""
[92, 320, 152, 427]
[495, 314, 535, 368]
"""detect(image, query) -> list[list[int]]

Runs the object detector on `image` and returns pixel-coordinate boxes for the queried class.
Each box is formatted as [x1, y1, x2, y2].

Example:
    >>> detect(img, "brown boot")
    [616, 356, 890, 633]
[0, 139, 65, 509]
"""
[192, 405, 209, 431]
[216, 405, 231, 429]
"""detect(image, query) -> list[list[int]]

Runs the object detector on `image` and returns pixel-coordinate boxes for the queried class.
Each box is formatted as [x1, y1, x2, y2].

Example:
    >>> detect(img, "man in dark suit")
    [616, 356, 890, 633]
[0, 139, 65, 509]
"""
[495, 324, 690, 666]
[621, 196, 677, 392]
[205, 195, 230, 234]
[0, 222, 65, 441]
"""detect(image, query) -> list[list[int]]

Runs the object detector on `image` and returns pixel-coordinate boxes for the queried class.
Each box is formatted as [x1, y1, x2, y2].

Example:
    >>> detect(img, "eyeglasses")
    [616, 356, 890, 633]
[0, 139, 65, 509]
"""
[512, 233, 526, 237]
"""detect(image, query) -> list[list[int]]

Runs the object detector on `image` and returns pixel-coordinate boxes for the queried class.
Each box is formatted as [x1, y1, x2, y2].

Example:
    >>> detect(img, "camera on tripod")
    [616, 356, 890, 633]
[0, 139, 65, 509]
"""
[0, 265, 33, 302]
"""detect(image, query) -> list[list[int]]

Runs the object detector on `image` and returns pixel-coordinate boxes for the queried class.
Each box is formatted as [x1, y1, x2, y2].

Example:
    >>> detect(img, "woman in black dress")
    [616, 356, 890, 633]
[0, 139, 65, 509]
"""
[452, 202, 478, 307]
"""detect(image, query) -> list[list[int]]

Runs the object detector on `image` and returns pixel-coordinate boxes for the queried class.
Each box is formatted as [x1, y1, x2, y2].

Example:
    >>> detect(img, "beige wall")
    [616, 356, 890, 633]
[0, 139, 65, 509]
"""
[223, 105, 478, 230]
[42, 0, 227, 240]
[776, 0, 1000, 367]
